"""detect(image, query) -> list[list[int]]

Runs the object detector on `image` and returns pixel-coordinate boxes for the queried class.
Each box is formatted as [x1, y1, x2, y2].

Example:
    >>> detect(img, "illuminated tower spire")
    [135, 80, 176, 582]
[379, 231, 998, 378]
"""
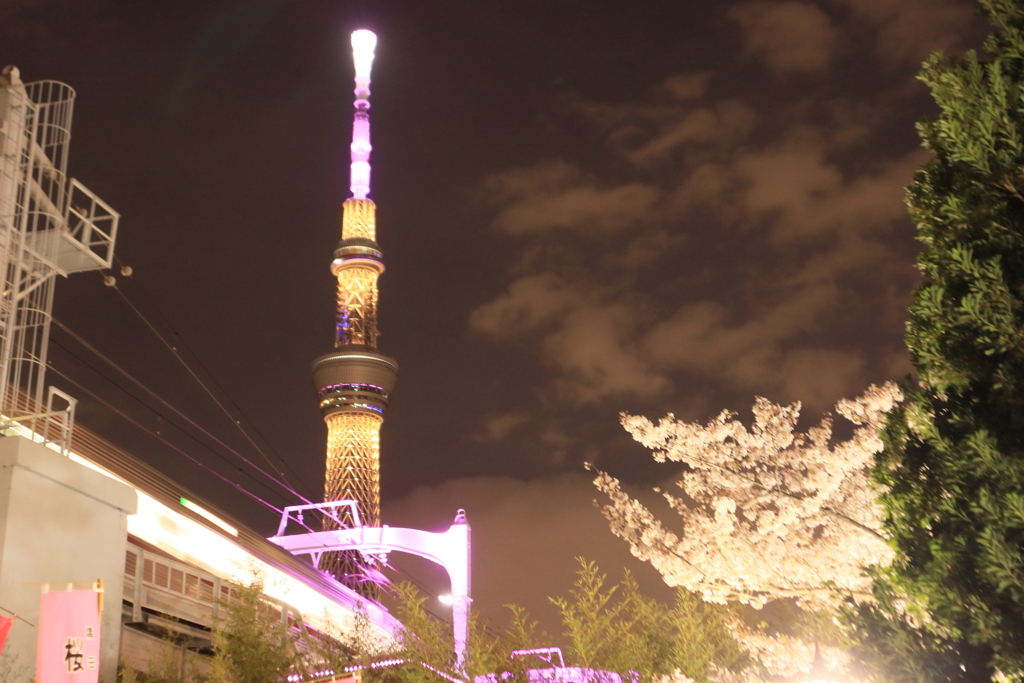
[312, 29, 398, 584]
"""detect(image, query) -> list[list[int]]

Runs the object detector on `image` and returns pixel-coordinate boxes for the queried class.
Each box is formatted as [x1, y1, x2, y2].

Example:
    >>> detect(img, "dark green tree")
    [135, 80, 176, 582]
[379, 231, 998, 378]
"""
[848, 0, 1024, 676]
[844, 581, 996, 683]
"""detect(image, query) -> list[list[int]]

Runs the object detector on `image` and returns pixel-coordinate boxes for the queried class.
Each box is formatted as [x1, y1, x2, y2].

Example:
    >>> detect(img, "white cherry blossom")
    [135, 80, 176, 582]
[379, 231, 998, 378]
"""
[593, 382, 901, 610]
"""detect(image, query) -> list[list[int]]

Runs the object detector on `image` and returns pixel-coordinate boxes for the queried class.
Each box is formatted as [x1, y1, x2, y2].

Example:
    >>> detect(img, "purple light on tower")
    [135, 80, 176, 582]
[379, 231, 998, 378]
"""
[349, 29, 376, 199]
[314, 26, 397, 585]
[299, 27, 472, 668]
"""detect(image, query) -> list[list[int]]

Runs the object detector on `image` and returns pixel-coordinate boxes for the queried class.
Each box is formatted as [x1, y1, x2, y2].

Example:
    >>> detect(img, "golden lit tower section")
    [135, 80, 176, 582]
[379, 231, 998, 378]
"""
[312, 29, 397, 566]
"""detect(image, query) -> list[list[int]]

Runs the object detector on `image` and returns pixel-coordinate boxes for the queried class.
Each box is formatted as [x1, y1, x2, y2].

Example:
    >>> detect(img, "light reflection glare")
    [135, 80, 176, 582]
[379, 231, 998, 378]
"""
[351, 30, 377, 78]
[127, 492, 399, 643]
[179, 496, 238, 536]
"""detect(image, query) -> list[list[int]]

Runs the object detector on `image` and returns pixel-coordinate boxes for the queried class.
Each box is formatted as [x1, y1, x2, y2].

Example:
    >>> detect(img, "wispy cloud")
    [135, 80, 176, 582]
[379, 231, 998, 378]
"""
[472, 55, 927, 410]
[836, 0, 976, 65]
[730, 1, 839, 74]
[486, 162, 661, 235]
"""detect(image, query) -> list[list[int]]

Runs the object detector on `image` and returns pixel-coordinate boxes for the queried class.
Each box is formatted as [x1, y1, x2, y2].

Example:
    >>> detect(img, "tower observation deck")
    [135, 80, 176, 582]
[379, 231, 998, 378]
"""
[313, 30, 398, 586]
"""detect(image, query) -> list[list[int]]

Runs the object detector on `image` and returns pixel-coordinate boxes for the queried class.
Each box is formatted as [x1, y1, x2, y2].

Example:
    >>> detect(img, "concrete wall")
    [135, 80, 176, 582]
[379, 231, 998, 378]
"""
[118, 627, 168, 677]
[0, 436, 137, 683]
[119, 627, 211, 682]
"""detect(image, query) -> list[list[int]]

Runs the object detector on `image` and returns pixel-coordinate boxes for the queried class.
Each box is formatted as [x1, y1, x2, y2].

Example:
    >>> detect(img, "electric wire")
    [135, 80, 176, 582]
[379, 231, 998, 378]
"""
[109, 263, 316, 499]
[50, 318, 314, 506]
[47, 358, 345, 558]
[54, 322, 459, 627]
[47, 365, 286, 518]
[69, 269, 453, 612]
[55, 350, 457, 628]
[378, 560, 447, 624]
[97, 271, 402, 581]
[111, 281, 307, 494]
[49, 334, 293, 508]
[383, 564, 442, 612]
[50, 322, 353, 563]
[112, 260, 318, 498]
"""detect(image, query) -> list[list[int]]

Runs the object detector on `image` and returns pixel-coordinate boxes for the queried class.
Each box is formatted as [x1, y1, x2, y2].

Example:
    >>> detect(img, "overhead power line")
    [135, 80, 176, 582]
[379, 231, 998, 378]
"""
[48, 359, 344, 555]
[110, 260, 317, 500]
[50, 318, 312, 506]
[49, 331, 294, 508]
[48, 365, 286, 518]
[53, 338, 475, 626]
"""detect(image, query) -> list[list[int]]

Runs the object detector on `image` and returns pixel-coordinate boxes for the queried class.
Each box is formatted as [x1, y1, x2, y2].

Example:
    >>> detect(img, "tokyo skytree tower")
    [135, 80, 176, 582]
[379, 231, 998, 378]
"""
[311, 29, 398, 586]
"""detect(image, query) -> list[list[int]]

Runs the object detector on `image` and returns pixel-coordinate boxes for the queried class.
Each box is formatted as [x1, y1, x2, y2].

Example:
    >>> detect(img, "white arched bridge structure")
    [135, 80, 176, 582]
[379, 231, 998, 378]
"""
[268, 501, 471, 666]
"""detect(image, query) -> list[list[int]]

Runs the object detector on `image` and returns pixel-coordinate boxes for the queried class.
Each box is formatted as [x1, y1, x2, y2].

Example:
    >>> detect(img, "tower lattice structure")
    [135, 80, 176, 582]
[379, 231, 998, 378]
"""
[312, 31, 398, 590]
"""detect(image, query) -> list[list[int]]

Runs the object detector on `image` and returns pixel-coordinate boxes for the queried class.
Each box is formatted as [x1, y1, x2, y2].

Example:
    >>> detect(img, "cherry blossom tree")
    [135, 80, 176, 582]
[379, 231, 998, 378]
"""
[592, 382, 902, 679]
[593, 382, 900, 609]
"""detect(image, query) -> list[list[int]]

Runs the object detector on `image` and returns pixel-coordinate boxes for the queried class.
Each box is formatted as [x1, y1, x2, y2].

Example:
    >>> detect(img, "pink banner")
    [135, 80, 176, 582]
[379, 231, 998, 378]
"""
[0, 615, 12, 655]
[36, 589, 100, 683]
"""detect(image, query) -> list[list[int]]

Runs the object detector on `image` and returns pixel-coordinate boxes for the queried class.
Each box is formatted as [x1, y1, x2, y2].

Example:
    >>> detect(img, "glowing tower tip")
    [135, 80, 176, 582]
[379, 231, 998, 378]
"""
[351, 30, 377, 77]
[349, 29, 376, 200]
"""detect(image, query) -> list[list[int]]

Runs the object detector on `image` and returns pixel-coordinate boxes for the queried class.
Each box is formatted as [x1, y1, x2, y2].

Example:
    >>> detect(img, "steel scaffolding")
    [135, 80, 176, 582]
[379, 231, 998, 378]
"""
[0, 66, 119, 446]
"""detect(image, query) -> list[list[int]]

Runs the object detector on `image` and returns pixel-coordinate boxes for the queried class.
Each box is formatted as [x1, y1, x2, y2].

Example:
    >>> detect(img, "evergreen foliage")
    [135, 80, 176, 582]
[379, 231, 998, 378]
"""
[848, 0, 1024, 675]
[193, 564, 740, 683]
[375, 560, 741, 683]
[207, 577, 302, 683]
[844, 582, 995, 683]
[549, 560, 741, 683]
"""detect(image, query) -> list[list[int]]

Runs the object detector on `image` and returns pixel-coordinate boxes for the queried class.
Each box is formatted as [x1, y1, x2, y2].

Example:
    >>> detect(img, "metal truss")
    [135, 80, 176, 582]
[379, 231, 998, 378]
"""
[322, 412, 383, 593]
[341, 198, 376, 242]
[270, 505, 471, 668]
[334, 265, 379, 347]
[0, 69, 118, 439]
[324, 412, 382, 527]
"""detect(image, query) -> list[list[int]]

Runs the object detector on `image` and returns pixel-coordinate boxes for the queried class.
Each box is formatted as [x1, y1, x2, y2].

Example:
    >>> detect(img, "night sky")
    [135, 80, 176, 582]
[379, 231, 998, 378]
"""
[3, 0, 991, 634]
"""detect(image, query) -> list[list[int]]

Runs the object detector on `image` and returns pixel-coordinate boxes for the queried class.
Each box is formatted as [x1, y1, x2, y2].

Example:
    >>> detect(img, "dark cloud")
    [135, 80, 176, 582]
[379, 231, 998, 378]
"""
[467, 410, 530, 443]
[837, 0, 977, 65]
[486, 162, 660, 236]
[730, 2, 839, 74]
[472, 72, 923, 410]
